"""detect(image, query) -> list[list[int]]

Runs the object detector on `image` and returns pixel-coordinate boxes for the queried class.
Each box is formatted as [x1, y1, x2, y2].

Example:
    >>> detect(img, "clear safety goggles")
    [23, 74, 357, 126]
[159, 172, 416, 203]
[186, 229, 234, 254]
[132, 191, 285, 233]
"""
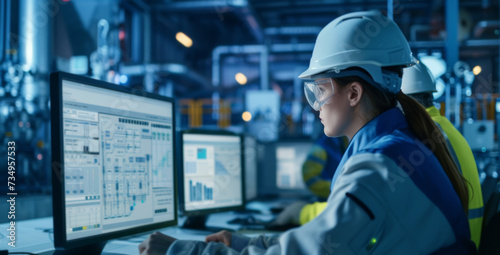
[304, 78, 335, 111]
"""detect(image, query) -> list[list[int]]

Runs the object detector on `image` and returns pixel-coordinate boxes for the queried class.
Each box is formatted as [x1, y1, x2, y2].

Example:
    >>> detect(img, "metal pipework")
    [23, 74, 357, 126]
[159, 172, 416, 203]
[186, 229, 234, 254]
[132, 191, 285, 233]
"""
[212, 45, 269, 90]
[18, 0, 52, 111]
[19, 0, 52, 75]
[212, 43, 315, 90]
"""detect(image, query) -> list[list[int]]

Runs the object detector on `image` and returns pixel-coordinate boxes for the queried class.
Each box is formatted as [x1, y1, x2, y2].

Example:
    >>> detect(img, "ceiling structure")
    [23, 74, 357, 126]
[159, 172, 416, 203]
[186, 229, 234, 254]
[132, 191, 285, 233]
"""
[117, 0, 499, 94]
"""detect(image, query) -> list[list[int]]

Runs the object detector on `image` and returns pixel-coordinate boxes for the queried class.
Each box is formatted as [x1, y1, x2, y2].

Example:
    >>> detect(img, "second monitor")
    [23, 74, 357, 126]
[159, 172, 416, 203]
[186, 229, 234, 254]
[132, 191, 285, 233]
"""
[180, 130, 245, 229]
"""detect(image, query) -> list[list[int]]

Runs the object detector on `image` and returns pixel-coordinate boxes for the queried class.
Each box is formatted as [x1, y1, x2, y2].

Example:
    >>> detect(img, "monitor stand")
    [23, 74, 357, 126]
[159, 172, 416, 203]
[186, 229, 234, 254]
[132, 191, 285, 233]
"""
[53, 241, 106, 255]
[182, 215, 209, 230]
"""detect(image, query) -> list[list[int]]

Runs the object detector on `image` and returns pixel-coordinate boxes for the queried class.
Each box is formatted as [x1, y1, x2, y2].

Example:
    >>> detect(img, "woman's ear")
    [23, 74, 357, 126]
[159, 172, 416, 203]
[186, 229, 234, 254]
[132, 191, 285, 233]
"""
[347, 81, 363, 107]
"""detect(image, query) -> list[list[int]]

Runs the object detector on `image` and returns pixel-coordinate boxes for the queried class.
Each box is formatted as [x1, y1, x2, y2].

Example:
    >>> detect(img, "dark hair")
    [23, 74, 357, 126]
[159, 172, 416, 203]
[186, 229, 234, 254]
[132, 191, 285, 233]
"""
[333, 71, 469, 214]
[407, 92, 434, 108]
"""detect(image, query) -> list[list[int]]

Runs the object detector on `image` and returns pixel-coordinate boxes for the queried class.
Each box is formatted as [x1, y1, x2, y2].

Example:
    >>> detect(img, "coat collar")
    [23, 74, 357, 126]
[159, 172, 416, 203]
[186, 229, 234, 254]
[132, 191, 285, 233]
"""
[330, 107, 409, 189]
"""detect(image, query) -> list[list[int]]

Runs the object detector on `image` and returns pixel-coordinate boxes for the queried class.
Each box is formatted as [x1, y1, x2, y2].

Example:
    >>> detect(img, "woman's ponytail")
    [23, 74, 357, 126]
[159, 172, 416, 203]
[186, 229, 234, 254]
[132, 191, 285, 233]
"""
[397, 92, 469, 213]
[335, 69, 470, 213]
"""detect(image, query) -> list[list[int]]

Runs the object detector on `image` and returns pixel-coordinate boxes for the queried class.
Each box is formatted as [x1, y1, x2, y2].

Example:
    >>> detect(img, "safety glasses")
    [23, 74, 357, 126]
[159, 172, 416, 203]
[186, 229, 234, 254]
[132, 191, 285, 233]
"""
[304, 78, 335, 111]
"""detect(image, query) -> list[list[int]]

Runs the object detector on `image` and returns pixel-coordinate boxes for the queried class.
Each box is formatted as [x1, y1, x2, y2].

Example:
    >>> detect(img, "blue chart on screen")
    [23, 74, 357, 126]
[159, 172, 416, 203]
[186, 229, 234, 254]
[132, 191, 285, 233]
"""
[197, 148, 207, 159]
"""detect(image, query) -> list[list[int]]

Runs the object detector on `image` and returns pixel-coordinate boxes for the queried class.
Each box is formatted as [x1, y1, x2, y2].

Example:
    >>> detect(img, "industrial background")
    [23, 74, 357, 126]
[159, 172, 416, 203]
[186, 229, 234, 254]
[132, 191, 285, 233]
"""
[1, 0, 499, 221]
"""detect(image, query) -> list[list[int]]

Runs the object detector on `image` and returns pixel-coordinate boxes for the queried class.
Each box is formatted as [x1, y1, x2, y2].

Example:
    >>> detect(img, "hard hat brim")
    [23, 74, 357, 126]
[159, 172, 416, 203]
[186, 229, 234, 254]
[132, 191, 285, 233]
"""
[298, 66, 333, 80]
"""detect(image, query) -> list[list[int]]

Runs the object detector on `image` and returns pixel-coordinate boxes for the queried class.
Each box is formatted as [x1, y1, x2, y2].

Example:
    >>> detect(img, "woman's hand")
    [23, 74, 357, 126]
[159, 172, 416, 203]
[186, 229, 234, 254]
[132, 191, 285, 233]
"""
[205, 230, 232, 246]
[139, 231, 177, 255]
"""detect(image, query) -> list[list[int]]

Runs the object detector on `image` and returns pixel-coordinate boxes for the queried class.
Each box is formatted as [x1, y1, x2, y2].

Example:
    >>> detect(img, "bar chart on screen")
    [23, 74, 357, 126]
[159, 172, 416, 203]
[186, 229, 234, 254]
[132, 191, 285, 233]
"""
[188, 179, 214, 202]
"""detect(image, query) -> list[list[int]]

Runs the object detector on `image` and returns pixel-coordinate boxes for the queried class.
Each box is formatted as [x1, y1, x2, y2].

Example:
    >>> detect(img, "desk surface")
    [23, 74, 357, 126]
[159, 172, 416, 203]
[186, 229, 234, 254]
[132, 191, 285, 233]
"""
[0, 202, 287, 255]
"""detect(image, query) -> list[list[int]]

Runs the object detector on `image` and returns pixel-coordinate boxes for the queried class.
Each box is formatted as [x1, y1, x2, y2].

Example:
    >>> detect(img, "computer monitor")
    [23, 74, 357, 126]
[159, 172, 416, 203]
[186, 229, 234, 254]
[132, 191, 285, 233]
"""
[275, 141, 312, 190]
[258, 140, 314, 197]
[50, 72, 177, 254]
[179, 130, 245, 229]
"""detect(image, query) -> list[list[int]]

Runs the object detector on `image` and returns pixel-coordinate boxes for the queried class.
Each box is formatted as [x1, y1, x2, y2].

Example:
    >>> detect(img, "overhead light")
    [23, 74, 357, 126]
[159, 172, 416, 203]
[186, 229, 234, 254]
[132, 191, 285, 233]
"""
[235, 72, 247, 85]
[242, 111, 252, 122]
[473, 65, 482, 75]
[176, 32, 192, 48]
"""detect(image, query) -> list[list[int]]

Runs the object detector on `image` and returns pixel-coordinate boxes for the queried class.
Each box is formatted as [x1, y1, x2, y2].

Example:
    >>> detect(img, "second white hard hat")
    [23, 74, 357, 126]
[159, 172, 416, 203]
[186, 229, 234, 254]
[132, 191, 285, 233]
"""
[401, 59, 437, 94]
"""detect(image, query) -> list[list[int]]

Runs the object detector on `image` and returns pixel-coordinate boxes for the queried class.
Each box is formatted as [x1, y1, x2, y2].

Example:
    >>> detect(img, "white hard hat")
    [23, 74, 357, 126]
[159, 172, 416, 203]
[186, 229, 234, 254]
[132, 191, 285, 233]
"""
[401, 59, 437, 94]
[299, 11, 414, 93]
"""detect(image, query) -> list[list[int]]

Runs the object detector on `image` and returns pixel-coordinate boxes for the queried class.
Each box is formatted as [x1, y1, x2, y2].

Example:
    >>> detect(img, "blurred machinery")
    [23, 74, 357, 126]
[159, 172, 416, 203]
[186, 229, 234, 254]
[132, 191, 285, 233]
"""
[419, 52, 499, 184]
[1, 0, 52, 192]
[90, 18, 122, 83]
[0, 0, 122, 193]
[245, 90, 280, 142]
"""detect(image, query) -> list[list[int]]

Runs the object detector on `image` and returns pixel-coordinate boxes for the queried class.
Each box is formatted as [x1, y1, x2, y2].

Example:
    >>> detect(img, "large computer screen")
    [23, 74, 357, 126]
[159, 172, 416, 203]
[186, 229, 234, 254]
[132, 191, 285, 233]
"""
[180, 130, 244, 228]
[50, 72, 177, 253]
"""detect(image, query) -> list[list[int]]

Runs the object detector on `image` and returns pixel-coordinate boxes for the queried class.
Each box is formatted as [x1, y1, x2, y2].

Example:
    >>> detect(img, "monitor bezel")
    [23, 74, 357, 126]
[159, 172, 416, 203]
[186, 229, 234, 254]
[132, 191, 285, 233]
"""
[50, 71, 178, 249]
[242, 135, 259, 202]
[179, 129, 246, 217]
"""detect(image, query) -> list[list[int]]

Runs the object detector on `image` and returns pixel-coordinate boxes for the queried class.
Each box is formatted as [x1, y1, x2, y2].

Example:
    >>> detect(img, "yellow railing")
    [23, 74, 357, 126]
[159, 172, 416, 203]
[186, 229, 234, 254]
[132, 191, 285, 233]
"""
[179, 99, 232, 128]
